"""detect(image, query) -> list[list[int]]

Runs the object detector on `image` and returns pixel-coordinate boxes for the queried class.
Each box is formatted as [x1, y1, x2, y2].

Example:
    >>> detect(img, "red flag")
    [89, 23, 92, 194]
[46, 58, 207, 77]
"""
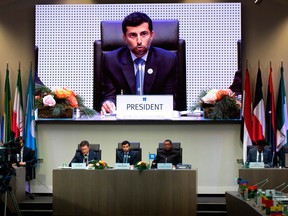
[12, 69, 24, 138]
[242, 68, 253, 162]
[266, 65, 276, 160]
[252, 67, 265, 142]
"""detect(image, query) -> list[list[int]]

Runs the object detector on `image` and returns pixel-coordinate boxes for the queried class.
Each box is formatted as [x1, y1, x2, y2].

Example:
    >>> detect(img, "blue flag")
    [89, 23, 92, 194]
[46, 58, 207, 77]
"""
[24, 70, 37, 158]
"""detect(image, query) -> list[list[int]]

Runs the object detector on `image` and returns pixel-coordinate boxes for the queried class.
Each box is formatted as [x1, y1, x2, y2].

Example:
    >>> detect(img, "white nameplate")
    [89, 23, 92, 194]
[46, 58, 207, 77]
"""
[157, 163, 173, 170]
[71, 163, 86, 169]
[116, 95, 173, 119]
[249, 162, 265, 168]
[114, 163, 130, 169]
[265, 189, 276, 197]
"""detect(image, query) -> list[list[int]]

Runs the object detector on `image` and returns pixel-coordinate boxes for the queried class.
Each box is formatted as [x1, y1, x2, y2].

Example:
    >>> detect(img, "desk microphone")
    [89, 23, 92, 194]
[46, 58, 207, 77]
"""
[258, 179, 269, 190]
[253, 178, 269, 187]
[279, 184, 288, 192]
[274, 182, 286, 190]
[84, 154, 88, 165]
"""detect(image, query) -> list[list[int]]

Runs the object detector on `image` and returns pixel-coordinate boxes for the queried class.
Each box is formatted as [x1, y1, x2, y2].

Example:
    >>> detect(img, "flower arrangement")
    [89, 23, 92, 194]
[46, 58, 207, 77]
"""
[191, 89, 241, 119]
[89, 160, 109, 169]
[135, 161, 150, 172]
[35, 83, 97, 118]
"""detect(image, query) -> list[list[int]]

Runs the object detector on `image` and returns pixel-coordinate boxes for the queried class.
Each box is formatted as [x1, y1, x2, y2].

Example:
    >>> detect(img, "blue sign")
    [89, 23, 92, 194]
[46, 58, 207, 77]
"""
[149, 153, 156, 160]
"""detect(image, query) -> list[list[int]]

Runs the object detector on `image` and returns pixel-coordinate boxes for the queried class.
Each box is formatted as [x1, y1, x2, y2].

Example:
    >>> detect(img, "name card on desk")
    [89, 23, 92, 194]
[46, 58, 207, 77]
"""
[116, 95, 173, 119]
[157, 163, 173, 170]
[71, 163, 86, 169]
[249, 162, 265, 168]
[114, 163, 130, 169]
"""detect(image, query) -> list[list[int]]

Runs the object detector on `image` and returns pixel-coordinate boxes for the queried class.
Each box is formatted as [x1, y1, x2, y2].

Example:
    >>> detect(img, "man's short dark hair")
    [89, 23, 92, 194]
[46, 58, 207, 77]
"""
[80, 140, 90, 147]
[15, 136, 24, 143]
[257, 140, 266, 147]
[164, 139, 172, 145]
[122, 12, 153, 35]
[122, 140, 130, 146]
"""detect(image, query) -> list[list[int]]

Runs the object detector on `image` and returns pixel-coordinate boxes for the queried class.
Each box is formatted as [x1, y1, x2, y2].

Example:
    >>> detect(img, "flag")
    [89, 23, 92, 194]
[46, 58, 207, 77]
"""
[265, 66, 276, 154]
[241, 68, 253, 163]
[12, 68, 24, 138]
[24, 70, 37, 156]
[1, 69, 13, 143]
[276, 66, 288, 152]
[252, 67, 265, 142]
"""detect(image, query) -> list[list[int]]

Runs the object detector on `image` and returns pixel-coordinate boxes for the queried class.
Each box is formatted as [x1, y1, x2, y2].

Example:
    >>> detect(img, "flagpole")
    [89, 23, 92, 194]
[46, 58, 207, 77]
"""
[258, 60, 260, 69]
[19, 61, 21, 70]
[281, 60, 283, 68]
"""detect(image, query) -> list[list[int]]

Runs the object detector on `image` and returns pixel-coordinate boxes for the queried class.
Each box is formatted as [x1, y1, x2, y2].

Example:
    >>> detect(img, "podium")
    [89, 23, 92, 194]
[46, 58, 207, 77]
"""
[53, 169, 197, 216]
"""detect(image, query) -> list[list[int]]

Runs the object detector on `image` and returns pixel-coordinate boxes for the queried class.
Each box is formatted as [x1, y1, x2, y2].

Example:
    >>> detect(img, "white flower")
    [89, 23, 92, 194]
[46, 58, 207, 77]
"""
[42, 95, 56, 107]
[202, 89, 218, 104]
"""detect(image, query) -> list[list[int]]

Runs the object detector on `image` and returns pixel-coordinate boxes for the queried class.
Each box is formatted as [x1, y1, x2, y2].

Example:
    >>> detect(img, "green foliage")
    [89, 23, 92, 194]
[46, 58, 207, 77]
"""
[206, 96, 240, 119]
[190, 90, 209, 111]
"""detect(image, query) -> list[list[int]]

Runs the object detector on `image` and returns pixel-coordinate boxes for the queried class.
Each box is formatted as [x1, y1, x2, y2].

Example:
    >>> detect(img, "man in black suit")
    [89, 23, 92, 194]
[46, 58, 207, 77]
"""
[151, 139, 181, 169]
[15, 136, 37, 181]
[69, 140, 99, 166]
[116, 140, 138, 166]
[247, 140, 273, 167]
[101, 12, 178, 115]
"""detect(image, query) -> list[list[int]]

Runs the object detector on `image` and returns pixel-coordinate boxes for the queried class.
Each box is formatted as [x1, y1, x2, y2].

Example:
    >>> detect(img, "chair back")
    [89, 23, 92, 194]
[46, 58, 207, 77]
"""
[157, 142, 182, 163]
[116, 142, 142, 162]
[94, 20, 186, 111]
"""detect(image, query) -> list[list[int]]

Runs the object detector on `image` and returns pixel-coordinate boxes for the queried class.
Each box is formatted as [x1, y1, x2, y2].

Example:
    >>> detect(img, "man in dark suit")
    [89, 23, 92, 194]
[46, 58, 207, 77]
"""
[69, 140, 99, 166]
[101, 12, 178, 115]
[247, 140, 273, 167]
[151, 139, 181, 169]
[15, 136, 37, 181]
[116, 140, 138, 166]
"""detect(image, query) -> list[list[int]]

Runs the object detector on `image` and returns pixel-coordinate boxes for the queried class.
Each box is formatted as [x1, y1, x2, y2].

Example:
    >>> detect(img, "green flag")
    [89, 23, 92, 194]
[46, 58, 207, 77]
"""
[2, 69, 12, 143]
[276, 66, 288, 152]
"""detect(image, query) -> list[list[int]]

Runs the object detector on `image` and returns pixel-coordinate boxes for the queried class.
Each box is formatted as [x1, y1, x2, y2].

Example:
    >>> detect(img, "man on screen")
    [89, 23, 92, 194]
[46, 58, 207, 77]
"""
[116, 140, 138, 166]
[151, 139, 181, 169]
[69, 140, 99, 166]
[101, 12, 178, 115]
[247, 140, 273, 167]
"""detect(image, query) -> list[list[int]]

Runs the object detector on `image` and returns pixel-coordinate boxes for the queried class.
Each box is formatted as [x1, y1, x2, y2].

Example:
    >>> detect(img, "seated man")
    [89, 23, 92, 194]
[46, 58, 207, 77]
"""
[15, 136, 37, 181]
[116, 140, 138, 166]
[69, 140, 99, 166]
[151, 139, 181, 169]
[247, 140, 273, 167]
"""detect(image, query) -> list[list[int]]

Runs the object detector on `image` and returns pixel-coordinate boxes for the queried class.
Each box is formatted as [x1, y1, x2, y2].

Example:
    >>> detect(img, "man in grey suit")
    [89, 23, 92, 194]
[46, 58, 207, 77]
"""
[247, 140, 273, 167]
[101, 12, 178, 115]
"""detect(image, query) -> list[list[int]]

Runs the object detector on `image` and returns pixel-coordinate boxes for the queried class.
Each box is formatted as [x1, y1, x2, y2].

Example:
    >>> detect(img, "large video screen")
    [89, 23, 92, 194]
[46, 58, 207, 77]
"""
[35, 3, 241, 121]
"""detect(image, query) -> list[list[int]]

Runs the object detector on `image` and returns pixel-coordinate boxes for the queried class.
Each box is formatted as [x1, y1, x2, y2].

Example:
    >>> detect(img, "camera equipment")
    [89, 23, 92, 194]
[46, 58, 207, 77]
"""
[0, 140, 21, 164]
[0, 141, 22, 216]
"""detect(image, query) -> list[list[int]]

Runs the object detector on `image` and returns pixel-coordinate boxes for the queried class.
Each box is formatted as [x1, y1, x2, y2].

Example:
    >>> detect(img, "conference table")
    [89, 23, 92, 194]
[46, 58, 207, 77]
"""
[239, 168, 288, 192]
[53, 169, 197, 216]
[226, 191, 264, 216]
